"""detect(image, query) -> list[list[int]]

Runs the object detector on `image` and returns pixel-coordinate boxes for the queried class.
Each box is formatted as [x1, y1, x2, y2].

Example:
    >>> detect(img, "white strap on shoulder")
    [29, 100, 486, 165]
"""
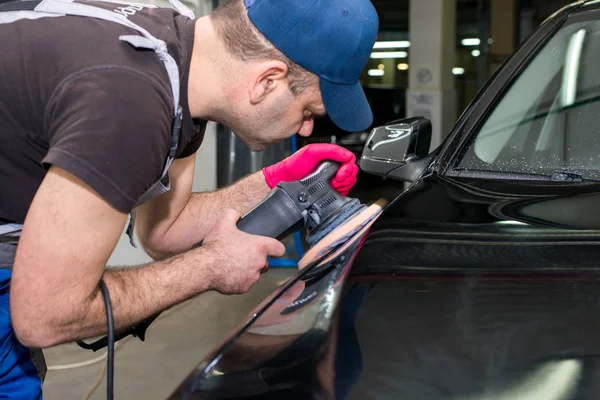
[82, 0, 158, 8]
[119, 34, 180, 111]
[168, 0, 194, 19]
[0, 10, 64, 23]
[86, 0, 194, 18]
[35, 0, 156, 40]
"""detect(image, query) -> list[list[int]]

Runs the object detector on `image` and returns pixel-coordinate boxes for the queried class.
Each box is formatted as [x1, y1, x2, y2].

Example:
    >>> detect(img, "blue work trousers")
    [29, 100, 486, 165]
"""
[0, 242, 45, 399]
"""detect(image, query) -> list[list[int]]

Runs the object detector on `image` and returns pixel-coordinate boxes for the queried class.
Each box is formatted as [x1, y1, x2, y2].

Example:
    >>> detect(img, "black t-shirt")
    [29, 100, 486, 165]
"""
[0, 1, 206, 223]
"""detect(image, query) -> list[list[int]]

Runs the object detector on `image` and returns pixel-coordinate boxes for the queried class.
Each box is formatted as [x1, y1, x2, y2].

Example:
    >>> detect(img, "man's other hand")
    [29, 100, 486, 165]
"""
[201, 209, 286, 295]
[262, 143, 358, 195]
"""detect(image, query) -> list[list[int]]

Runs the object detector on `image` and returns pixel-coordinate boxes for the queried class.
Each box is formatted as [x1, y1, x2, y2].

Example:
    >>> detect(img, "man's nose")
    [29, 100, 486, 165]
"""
[297, 118, 314, 137]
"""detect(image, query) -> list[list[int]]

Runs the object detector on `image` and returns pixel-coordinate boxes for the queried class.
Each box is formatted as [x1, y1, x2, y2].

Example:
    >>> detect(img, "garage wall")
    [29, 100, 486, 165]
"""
[107, 0, 217, 266]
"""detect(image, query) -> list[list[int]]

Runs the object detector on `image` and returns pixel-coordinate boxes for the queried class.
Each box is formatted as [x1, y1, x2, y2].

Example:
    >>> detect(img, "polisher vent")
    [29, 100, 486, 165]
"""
[308, 181, 325, 195]
[318, 195, 336, 210]
[301, 173, 320, 186]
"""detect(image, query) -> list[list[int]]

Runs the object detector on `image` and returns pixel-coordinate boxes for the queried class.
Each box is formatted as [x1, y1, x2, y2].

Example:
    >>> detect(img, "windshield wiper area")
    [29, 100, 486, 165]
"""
[550, 170, 584, 182]
[450, 168, 600, 182]
[450, 168, 553, 181]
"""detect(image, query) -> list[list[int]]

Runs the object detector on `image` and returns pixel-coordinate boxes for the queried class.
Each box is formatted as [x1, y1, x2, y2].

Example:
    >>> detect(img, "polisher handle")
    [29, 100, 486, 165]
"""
[236, 187, 305, 240]
[192, 161, 341, 248]
[235, 160, 340, 240]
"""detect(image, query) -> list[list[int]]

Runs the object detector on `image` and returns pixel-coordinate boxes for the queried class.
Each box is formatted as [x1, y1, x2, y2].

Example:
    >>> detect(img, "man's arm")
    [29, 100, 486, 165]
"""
[134, 144, 359, 260]
[134, 153, 271, 260]
[10, 166, 284, 348]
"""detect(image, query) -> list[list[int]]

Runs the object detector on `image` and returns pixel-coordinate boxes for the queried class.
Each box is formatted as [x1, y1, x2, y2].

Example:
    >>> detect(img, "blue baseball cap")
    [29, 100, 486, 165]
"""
[244, 0, 379, 133]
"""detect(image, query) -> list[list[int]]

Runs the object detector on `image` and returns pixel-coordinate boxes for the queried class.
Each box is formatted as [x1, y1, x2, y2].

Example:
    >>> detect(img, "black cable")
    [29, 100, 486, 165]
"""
[99, 279, 114, 400]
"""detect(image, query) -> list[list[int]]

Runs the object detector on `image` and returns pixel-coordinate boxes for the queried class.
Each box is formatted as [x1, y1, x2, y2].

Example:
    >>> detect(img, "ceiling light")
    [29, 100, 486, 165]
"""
[397, 63, 409, 70]
[368, 69, 385, 77]
[373, 40, 410, 49]
[370, 51, 408, 59]
[471, 49, 481, 57]
[378, 64, 385, 70]
[452, 67, 465, 75]
[461, 38, 480, 46]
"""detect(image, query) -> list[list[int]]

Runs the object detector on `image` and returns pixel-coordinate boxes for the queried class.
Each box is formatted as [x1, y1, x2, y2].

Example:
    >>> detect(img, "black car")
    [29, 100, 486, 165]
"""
[168, 1, 600, 398]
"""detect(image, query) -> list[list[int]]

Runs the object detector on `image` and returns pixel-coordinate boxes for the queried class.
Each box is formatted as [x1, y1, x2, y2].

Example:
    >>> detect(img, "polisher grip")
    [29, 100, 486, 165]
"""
[236, 187, 305, 240]
[192, 160, 342, 249]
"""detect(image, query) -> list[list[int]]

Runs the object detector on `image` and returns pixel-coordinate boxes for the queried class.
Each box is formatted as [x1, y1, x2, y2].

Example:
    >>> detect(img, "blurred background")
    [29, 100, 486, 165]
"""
[213, 0, 581, 189]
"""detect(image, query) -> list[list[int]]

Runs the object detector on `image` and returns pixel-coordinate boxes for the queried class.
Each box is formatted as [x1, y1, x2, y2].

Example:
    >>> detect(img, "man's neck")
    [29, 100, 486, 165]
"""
[187, 16, 235, 122]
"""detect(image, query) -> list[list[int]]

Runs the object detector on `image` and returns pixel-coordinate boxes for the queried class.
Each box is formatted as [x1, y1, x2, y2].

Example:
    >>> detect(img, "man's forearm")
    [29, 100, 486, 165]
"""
[188, 170, 270, 227]
[47, 247, 215, 345]
[153, 171, 270, 257]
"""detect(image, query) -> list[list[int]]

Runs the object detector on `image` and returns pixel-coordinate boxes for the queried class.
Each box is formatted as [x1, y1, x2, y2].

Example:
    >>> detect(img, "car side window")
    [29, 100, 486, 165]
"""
[457, 19, 600, 179]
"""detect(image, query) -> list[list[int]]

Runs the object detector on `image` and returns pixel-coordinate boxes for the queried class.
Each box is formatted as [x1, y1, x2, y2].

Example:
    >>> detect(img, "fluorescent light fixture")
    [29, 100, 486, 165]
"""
[452, 67, 465, 75]
[373, 40, 410, 49]
[461, 38, 480, 46]
[368, 69, 385, 77]
[561, 29, 586, 107]
[397, 63, 409, 70]
[370, 51, 408, 59]
[471, 49, 481, 57]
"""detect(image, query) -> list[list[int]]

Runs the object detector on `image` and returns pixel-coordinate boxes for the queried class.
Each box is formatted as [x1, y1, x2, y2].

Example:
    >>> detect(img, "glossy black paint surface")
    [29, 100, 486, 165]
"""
[168, 2, 600, 399]
[355, 174, 600, 276]
[345, 277, 600, 399]
[168, 230, 370, 400]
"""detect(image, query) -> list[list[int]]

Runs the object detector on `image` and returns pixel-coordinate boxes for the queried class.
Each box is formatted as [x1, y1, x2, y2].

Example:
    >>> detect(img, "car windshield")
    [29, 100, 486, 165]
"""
[457, 15, 600, 180]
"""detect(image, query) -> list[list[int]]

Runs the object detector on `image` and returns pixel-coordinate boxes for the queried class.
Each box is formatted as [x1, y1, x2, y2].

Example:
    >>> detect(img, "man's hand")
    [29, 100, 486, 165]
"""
[201, 209, 286, 294]
[262, 144, 358, 195]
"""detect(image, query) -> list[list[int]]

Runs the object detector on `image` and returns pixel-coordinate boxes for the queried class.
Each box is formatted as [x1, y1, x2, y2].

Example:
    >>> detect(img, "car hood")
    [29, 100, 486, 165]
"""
[167, 172, 600, 399]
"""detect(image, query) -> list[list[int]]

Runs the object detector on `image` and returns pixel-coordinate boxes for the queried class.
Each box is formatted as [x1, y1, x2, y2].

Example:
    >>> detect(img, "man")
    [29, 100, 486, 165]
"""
[0, 0, 378, 396]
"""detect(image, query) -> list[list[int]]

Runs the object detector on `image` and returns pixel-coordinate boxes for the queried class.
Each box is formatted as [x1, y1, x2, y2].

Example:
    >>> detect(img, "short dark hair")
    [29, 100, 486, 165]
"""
[210, 0, 318, 96]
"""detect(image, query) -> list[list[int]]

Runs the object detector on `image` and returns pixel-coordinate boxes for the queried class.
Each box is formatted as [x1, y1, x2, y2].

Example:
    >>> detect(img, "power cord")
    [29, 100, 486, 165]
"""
[47, 351, 109, 371]
[80, 339, 129, 400]
[99, 279, 114, 400]
[74, 279, 115, 400]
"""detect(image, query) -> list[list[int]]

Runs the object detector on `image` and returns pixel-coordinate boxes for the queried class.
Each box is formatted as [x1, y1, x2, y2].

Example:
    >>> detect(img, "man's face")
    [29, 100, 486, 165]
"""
[230, 79, 327, 152]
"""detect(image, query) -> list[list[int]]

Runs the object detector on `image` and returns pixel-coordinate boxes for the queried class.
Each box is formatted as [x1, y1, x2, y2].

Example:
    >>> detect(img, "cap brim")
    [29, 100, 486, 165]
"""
[320, 77, 373, 133]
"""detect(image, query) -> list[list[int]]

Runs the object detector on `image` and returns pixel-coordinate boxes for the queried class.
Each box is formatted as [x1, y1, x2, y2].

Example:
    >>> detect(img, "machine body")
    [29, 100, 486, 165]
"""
[236, 161, 362, 243]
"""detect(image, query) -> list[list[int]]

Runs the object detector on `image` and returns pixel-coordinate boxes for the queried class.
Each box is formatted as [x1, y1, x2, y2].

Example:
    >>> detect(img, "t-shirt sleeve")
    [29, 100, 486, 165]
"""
[177, 132, 204, 159]
[42, 67, 173, 214]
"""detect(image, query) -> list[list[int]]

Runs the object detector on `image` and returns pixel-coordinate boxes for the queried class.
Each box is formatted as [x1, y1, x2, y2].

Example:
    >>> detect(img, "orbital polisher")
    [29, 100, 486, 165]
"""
[236, 160, 368, 247]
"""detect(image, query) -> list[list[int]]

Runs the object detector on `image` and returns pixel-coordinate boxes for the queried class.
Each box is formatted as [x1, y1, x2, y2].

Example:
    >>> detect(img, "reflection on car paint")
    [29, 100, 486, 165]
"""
[345, 277, 600, 400]
[167, 224, 370, 399]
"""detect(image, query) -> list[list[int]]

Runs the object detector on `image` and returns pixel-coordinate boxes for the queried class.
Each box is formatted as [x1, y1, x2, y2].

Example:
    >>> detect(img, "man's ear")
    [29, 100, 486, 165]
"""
[248, 60, 289, 105]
